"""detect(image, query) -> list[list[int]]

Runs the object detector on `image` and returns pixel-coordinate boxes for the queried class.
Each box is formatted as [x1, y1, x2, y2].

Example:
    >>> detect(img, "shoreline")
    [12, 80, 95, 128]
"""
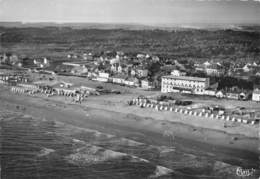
[0, 88, 259, 158]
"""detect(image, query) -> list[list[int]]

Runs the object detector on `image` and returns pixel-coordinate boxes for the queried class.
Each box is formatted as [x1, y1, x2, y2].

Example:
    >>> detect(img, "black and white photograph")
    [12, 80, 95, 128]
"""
[0, 0, 259, 178]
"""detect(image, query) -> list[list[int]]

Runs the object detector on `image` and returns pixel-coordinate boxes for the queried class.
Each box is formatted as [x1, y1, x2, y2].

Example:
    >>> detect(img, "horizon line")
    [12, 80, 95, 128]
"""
[0, 20, 260, 26]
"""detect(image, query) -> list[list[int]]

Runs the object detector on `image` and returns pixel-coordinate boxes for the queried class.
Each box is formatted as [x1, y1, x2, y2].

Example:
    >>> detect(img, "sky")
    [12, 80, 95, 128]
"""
[0, 0, 259, 25]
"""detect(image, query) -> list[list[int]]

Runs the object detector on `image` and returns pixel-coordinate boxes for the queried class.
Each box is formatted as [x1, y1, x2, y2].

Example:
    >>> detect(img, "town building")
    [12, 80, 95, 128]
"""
[96, 72, 109, 82]
[195, 62, 224, 76]
[123, 78, 138, 87]
[252, 88, 260, 102]
[204, 64, 224, 76]
[141, 80, 154, 89]
[130, 69, 136, 76]
[226, 92, 240, 100]
[161, 75, 210, 94]
[136, 68, 148, 77]
[216, 91, 225, 98]
[111, 74, 127, 84]
[33, 58, 49, 68]
[112, 77, 125, 84]
[204, 88, 216, 96]
[170, 70, 186, 77]
[203, 83, 218, 96]
[111, 64, 123, 73]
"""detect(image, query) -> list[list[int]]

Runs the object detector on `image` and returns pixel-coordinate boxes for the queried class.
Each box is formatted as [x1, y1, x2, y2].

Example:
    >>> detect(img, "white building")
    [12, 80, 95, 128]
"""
[95, 72, 109, 82]
[141, 80, 154, 89]
[33, 57, 49, 68]
[112, 77, 125, 84]
[99, 72, 109, 79]
[96, 77, 108, 82]
[124, 79, 135, 86]
[161, 75, 210, 94]
[62, 62, 81, 67]
[204, 89, 216, 96]
[170, 70, 186, 76]
[252, 89, 260, 102]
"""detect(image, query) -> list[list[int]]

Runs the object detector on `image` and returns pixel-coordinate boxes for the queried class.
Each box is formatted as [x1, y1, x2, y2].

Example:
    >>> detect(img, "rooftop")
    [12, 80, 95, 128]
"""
[162, 75, 208, 82]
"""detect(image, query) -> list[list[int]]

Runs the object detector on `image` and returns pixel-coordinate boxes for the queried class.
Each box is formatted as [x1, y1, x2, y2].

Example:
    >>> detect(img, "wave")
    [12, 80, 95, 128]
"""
[38, 147, 55, 157]
[149, 165, 173, 178]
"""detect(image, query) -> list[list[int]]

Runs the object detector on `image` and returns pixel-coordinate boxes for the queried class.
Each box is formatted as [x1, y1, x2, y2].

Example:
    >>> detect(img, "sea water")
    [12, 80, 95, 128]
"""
[0, 110, 258, 179]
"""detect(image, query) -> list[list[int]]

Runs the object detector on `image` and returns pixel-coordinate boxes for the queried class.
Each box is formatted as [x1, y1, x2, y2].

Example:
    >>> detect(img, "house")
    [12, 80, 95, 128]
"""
[71, 66, 88, 75]
[118, 65, 122, 73]
[216, 91, 225, 98]
[204, 83, 218, 96]
[195, 65, 205, 72]
[95, 72, 109, 82]
[83, 53, 93, 61]
[96, 77, 108, 82]
[137, 54, 145, 59]
[161, 75, 210, 94]
[0, 53, 20, 65]
[242, 64, 250, 72]
[67, 54, 73, 58]
[136, 68, 148, 77]
[124, 79, 135, 86]
[124, 77, 139, 87]
[204, 88, 216, 96]
[33, 57, 49, 68]
[130, 69, 136, 76]
[0, 73, 29, 84]
[111, 74, 126, 84]
[110, 57, 120, 65]
[87, 72, 98, 78]
[111, 74, 128, 84]
[111, 65, 116, 72]
[226, 92, 240, 100]
[171, 70, 186, 77]
[224, 86, 251, 100]
[252, 88, 260, 102]
[112, 77, 124, 84]
[152, 56, 160, 62]
[238, 92, 250, 100]
[203, 61, 211, 67]
[141, 80, 154, 89]
[204, 64, 224, 76]
[111, 63, 123, 73]
[195, 62, 224, 76]
[99, 72, 109, 79]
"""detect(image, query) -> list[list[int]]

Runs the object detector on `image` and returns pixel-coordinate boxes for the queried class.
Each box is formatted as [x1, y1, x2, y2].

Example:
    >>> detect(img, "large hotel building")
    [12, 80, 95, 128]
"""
[161, 75, 210, 94]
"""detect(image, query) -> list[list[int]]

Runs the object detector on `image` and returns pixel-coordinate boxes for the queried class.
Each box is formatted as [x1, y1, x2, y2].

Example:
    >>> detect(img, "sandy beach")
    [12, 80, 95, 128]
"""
[0, 85, 259, 154]
[1, 83, 260, 178]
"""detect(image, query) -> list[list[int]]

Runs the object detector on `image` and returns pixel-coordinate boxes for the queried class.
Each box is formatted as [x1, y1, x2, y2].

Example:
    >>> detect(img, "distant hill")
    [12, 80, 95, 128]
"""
[0, 21, 260, 32]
